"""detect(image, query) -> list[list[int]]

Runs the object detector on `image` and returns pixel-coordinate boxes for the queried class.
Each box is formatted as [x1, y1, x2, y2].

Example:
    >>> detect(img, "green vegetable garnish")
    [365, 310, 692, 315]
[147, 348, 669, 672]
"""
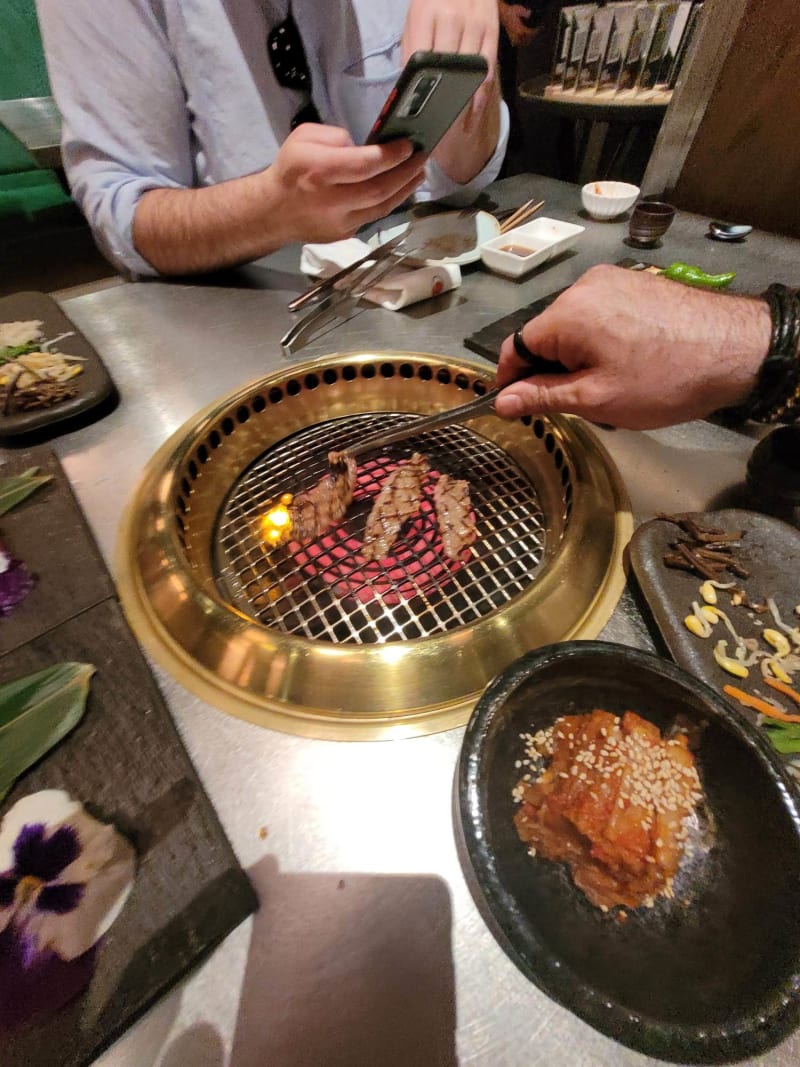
[0, 467, 52, 516]
[0, 342, 40, 362]
[0, 662, 94, 802]
[660, 262, 736, 289]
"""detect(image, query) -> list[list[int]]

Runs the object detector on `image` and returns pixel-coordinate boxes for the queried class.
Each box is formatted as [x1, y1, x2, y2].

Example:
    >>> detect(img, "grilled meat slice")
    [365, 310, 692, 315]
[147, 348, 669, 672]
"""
[289, 452, 357, 543]
[433, 474, 476, 560]
[362, 453, 429, 561]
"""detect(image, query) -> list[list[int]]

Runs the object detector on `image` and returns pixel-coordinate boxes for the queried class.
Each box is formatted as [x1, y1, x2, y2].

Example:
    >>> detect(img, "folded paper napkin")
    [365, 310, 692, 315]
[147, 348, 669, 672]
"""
[299, 238, 461, 312]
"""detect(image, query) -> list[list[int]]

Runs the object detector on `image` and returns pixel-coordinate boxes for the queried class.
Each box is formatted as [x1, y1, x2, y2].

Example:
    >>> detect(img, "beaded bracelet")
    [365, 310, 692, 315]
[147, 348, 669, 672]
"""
[735, 283, 800, 423]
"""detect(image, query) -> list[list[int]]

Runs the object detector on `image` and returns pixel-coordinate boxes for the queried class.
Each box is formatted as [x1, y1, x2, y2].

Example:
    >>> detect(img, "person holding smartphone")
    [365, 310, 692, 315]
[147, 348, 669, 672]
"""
[35, 0, 507, 278]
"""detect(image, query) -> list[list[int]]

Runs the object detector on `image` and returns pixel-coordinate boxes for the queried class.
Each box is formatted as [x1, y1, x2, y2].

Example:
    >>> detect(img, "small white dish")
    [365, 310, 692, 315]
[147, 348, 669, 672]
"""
[479, 217, 585, 279]
[369, 210, 502, 267]
[581, 181, 640, 220]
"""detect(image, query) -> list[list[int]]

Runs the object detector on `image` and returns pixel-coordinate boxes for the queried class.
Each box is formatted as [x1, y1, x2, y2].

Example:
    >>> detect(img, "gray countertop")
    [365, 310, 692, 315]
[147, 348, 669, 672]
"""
[43, 174, 799, 1066]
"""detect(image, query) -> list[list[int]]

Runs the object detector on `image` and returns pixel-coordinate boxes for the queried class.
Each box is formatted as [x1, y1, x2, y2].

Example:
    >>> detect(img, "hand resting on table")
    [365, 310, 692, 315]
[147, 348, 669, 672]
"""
[495, 265, 772, 430]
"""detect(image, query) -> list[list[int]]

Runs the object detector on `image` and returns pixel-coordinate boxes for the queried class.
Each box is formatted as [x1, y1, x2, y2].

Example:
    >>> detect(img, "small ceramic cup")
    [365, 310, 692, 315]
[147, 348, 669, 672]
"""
[627, 201, 676, 247]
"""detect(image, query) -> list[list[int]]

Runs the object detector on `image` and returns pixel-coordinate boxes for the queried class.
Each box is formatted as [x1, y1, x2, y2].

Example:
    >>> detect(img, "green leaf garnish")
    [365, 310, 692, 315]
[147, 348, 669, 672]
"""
[0, 467, 52, 516]
[0, 343, 39, 362]
[0, 662, 94, 802]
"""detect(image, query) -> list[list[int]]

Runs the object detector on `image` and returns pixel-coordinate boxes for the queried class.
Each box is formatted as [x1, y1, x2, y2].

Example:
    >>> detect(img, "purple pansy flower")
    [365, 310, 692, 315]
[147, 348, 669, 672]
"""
[0, 543, 35, 617]
[0, 822, 85, 965]
[0, 791, 135, 1029]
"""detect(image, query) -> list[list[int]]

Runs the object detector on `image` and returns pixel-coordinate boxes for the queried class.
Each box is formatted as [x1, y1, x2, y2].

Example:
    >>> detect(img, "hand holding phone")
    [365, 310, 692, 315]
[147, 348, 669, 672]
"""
[366, 51, 488, 154]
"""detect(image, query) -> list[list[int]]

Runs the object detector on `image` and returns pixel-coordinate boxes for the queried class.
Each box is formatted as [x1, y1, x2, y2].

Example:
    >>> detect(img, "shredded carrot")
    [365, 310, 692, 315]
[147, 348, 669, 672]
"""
[722, 684, 800, 723]
[763, 676, 800, 706]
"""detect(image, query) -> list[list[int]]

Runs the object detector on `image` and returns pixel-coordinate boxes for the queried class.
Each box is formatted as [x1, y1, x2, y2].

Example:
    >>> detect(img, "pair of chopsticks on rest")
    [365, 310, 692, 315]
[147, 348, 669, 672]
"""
[497, 198, 545, 234]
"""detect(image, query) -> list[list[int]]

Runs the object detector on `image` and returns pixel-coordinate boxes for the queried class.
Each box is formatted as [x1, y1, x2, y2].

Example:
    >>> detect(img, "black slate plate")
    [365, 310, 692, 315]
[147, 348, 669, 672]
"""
[0, 449, 114, 655]
[628, 509, 800, 773]
[0, 292, 117, 440]
[456, 642, 800, 1064]
[0, 446, 257, 1066]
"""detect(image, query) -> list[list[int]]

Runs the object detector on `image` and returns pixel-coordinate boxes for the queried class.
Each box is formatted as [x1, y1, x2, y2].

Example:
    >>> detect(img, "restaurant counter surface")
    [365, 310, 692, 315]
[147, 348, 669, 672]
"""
[45, 174, 800, 1066]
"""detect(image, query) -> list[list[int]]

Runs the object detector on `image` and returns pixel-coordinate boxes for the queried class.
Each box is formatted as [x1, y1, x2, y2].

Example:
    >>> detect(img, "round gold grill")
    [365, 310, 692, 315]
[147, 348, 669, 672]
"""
[116, 352, 631, 740]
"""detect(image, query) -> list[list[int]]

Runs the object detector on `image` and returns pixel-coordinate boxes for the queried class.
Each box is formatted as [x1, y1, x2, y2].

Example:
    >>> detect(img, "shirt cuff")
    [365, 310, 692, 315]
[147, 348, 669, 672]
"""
[414, 99, 509, 207]
[69, 164, 172, 279]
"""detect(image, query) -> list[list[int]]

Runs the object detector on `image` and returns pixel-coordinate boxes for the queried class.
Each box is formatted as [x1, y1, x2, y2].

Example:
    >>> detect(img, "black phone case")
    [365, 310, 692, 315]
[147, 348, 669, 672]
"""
[366, 51, 488, 153]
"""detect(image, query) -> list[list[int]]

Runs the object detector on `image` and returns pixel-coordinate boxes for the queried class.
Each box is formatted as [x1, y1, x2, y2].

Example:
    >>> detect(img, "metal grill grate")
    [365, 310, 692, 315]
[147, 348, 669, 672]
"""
[214, 412, 551, 644]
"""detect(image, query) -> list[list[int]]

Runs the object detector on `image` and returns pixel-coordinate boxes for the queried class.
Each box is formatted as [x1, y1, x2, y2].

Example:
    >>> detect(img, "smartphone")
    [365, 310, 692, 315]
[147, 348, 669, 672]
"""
[365, 51, 488, 153]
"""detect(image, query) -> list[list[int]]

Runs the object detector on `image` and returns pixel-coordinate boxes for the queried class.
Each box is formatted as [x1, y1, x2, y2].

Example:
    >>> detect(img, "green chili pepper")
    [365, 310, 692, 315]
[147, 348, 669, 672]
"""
[659, 262, 736, 288]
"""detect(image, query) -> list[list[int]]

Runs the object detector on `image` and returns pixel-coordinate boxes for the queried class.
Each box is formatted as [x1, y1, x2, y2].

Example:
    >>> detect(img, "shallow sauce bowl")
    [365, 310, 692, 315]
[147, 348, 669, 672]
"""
[456, 641, 800, 1064]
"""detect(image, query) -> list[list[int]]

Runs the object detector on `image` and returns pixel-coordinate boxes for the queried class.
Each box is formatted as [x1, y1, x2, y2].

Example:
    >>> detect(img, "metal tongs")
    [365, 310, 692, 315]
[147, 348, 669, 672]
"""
[281, 238, 417, 355]
[338, 348, 568, 458]
[287, 229, 411, 314]
[340, 388, 501, 459]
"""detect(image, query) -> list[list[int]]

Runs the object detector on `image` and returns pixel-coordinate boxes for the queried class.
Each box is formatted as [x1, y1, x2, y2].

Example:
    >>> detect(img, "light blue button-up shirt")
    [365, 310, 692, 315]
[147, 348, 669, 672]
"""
[36, 0, 509, 276]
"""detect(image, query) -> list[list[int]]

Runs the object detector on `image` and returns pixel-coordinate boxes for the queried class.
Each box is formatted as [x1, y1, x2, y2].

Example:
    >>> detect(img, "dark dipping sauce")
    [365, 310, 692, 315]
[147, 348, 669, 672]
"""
[498, 243, 537, 257]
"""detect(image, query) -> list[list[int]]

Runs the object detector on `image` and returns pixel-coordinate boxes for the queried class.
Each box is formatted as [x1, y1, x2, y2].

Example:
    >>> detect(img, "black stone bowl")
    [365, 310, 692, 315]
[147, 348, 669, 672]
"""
[456, 641, 800, 1063]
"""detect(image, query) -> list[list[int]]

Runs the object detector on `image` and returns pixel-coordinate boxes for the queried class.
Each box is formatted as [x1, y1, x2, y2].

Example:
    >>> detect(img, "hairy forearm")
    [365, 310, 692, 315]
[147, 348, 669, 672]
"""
[132, 170, 287, 275]
[432, 76, 502, 184]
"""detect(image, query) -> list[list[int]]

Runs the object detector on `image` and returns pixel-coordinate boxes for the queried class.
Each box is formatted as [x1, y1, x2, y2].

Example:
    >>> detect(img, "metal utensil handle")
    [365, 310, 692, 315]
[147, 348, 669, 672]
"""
[344, 388, 500, 458]
[281, 249, 417, 353]
[288, 230, 410, 313]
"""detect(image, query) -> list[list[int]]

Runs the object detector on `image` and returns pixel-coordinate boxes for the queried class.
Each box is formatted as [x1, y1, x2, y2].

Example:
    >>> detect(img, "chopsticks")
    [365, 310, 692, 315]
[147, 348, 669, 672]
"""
[499, 199, 545, 235]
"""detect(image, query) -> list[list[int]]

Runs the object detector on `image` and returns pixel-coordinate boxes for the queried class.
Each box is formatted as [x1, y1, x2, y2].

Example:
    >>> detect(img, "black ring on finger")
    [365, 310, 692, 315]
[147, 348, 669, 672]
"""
[513, 329, 538, 364]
